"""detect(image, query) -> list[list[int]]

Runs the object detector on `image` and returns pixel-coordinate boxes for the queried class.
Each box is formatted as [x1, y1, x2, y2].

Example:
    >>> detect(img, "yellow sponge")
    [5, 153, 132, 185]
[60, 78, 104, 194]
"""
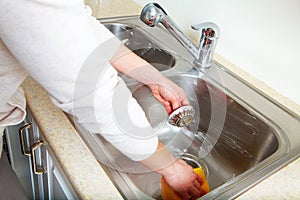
[160, 167, 210, 200]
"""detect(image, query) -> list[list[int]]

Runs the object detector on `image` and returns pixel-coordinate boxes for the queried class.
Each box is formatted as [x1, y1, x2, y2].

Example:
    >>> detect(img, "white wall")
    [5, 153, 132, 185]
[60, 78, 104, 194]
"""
[134, 0, 300, 104]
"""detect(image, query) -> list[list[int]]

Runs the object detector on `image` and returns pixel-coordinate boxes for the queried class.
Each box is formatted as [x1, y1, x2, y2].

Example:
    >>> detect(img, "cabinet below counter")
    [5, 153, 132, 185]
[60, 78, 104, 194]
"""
[4, 109, 78, 199]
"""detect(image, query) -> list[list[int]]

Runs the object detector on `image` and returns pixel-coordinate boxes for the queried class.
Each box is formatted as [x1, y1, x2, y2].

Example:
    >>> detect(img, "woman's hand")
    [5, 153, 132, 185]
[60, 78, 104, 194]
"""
[147, 78, 189, 114]
[159, 159, 204, 200]
[110, 45, 189, 114]
[141, 142, 205, 200]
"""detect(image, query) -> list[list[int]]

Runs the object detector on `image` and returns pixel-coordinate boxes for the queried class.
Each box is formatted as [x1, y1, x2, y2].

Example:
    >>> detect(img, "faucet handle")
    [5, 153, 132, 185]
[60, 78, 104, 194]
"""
[191, 22, 220, 67]
[191, 23, 203, 31]
[191, 22, 220, 39]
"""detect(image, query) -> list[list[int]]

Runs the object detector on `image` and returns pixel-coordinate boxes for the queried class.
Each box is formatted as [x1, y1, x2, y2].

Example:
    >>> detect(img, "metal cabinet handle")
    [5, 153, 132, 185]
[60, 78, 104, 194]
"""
[19, 123, 32, 156]
[31, 140, 46, 175]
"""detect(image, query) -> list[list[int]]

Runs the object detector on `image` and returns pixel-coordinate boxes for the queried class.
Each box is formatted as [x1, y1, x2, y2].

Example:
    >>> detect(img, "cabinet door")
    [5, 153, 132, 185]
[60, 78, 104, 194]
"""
[28, 131, 78, 200]
[4, 121, 35, 199]
[44, 147, 78, 200]
[5, 109, 78, 200]
[5, 110, 47, 199]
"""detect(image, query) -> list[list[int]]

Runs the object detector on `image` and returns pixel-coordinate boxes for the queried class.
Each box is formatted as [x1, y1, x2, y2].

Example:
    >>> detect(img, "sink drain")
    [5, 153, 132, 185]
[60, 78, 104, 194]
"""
[180, 153, 209, 178]
[152, 153, 209, 200]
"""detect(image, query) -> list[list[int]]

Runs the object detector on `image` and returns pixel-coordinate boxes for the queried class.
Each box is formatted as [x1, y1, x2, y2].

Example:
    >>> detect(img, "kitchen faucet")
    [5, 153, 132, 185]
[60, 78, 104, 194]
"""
[140, 3, 220, 68]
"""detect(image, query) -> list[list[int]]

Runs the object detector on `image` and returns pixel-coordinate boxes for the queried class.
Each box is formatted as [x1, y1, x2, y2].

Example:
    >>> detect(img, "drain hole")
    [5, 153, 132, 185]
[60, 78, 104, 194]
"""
[152, 154, 209, 200]
[179, 153, 209, 178]
[181, 156, 201, 168]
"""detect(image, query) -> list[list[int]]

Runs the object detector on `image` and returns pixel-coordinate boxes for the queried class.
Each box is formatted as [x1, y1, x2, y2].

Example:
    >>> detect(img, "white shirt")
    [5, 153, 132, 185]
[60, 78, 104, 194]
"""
[0, 0, 158, 161]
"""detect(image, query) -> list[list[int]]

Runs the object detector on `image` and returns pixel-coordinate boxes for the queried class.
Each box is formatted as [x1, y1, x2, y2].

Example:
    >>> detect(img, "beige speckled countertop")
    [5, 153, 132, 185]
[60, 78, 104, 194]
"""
[21, 0, 300, 199]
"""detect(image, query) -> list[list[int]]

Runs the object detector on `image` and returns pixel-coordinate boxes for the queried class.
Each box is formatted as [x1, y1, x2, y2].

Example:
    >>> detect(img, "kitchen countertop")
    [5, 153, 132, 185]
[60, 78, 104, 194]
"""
[21, 0, 300, 199]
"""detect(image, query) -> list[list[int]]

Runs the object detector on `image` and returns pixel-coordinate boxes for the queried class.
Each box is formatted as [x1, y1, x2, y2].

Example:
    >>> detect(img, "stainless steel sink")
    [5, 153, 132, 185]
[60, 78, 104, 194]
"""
[104, 23, 176, 71]
[72, 16, 300, 199]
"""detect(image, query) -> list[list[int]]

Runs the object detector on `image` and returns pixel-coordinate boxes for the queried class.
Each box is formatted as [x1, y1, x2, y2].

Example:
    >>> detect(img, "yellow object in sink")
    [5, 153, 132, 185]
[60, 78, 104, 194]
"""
[160, 167, 210, 200]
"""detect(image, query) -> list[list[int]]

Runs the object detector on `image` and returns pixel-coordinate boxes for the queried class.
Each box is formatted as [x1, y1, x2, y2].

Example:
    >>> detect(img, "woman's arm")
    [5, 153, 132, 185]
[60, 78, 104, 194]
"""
[0, 0, 159, 161]
[110, 44, 189, 114]
[0, 1, 202, 199]
[111, 45, 203, 199]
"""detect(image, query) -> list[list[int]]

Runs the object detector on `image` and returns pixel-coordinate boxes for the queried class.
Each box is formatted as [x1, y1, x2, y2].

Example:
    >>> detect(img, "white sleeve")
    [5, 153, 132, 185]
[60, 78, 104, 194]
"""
[0, 0, 158, 161]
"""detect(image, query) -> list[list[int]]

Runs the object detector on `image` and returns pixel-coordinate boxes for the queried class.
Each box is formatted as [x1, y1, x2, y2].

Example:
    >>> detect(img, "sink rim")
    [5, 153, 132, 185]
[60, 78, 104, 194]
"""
[70, 15, 300, 199]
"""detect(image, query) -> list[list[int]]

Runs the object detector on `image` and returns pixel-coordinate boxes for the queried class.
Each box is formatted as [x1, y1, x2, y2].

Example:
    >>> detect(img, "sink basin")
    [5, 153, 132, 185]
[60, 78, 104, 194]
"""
[134, 74, 280, 178]
[72, 16, 300, 199]
[104, 23, 176, 71]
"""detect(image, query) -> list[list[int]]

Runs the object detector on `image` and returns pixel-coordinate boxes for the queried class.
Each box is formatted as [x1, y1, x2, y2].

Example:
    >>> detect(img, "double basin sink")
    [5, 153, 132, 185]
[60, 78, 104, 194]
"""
[74, 16, 300, 199]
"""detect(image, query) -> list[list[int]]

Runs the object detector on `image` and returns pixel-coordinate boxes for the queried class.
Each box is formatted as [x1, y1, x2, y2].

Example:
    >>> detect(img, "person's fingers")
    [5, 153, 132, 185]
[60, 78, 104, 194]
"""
[170, 98, 181, 111]
[153, 93, 173, 114]
[195, 173, 204, 185]
[180, 192, 191, 200]
[149, 83, 191, 114]
[156, 94, 169, 107]
[181, 97, 190, 106]
[164, 105, 172, 115]
[189, 185, 202, 200]
[170, 90, 189, 110]
[154, 89, 179, 113]
[193, 178, 202, 190]
[175, 185, 203, 200]
[191, 175, 207, 199]
[151, 89, 170, 105]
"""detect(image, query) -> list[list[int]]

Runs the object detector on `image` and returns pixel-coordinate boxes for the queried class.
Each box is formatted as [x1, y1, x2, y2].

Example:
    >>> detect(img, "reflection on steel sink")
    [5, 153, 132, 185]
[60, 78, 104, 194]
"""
[104, 23, 176, 71]
[71, 16, 300, 199]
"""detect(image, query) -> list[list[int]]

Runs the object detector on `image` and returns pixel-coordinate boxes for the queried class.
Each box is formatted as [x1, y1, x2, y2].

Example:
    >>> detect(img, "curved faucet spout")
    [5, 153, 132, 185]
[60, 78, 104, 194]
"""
[140, 3, 220, 68]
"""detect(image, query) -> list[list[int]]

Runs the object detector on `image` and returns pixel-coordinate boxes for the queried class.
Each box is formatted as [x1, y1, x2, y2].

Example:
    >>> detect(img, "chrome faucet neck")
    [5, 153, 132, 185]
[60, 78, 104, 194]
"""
[140, 3, 220, 68]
